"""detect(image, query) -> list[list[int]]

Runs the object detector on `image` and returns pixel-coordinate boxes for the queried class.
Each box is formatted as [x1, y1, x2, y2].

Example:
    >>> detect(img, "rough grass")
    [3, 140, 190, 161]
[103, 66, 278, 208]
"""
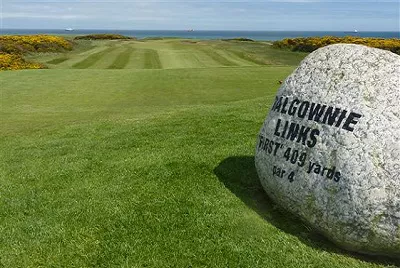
[0, 39, 397, 267]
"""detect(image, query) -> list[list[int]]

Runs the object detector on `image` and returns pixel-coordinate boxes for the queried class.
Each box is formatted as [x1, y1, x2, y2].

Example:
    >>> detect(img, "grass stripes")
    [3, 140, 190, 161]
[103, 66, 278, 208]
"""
[46, 57, 69, 65]
[199, 47, 238, 66]
[230, 50, 266, 65]
[33, 39, 305, 70]
[107, 47, 134, 69]
[72, 47, 116, 69]
[143, 49, 162, 69]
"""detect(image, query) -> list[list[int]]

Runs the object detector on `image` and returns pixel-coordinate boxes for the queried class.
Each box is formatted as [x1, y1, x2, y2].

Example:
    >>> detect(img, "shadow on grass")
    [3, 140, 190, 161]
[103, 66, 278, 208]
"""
[214, 156, 400, 267]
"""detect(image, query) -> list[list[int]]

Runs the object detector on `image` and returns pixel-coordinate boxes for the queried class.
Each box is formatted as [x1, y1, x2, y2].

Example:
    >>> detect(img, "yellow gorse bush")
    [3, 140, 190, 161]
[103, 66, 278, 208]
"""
[273, 36, 400, 55]
[0, 35, 73, 54]
[0, 35, 72, 71]
[0, 53, 45, 71]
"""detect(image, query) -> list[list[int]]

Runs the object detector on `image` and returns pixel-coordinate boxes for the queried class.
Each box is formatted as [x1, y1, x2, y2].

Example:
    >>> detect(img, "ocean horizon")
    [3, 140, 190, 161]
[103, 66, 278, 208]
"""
[1, 29, 399, 41]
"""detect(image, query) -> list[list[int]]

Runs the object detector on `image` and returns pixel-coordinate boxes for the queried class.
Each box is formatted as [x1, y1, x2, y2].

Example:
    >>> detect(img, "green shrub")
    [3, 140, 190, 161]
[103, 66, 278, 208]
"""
[74, 34, 134, 40]
[222, 38, 255, 42]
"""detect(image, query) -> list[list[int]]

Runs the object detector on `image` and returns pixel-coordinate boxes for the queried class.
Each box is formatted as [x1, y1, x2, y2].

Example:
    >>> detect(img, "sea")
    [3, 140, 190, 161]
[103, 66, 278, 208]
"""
[0, 29, 399, 41]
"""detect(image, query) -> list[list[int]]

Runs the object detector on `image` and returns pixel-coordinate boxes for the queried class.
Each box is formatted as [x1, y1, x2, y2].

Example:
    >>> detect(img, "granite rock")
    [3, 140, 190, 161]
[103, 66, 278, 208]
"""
[255, 44, 400, 257]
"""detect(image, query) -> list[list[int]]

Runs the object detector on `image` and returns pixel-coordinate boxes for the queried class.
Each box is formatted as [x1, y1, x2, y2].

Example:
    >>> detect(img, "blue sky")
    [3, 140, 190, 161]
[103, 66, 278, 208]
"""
[1, 0, 399, 31]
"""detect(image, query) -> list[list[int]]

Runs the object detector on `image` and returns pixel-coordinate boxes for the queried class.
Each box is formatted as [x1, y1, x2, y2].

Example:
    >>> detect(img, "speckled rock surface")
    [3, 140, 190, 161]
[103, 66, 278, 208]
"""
[255, 44, 400, 257]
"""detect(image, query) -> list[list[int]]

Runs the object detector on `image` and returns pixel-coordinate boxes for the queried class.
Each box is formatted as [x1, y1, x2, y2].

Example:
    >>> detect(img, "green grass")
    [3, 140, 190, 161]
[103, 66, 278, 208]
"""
[72, 46, 117, 69]
[107, 47, 134, 69]
[1, 38, 398, 267]
[46, 57, 69, 65]
[143, 49, 162, 69]
[199, 47, 238, 66]
[27, 39, 307, 70]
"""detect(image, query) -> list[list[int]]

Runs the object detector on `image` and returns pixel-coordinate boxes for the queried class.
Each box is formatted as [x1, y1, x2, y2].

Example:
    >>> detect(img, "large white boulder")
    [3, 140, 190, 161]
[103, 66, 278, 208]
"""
[255, 44, 400, 257]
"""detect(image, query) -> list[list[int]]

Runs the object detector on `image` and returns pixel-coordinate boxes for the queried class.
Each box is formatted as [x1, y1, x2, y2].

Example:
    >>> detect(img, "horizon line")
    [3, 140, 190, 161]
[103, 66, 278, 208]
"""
[1, 28, 399, 33]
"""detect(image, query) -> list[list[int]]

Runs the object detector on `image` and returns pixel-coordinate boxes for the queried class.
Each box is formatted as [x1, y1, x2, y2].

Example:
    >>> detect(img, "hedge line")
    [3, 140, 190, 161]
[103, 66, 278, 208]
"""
[74, 34, 133, 40]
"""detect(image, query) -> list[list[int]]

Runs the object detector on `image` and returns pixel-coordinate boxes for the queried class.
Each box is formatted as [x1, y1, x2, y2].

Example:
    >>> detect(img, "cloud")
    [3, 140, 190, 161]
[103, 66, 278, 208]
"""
[1, 12, 90, 20]
[1, 0, 398, 30]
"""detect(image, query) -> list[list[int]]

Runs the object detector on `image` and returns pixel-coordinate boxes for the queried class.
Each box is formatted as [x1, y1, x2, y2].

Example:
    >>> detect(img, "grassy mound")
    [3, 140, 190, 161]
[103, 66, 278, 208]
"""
[74, 34, 133, 40]
[273, 36, 400, 55]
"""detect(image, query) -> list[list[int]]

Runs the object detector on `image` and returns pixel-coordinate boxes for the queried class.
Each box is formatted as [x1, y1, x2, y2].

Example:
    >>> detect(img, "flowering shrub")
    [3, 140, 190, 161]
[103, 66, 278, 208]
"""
[74, 34, 133, 40]
[0, 53, 46, 70]
[273, 36, 400, 55]
[0, 35, 73, 54]
[0, 35, 72, 70]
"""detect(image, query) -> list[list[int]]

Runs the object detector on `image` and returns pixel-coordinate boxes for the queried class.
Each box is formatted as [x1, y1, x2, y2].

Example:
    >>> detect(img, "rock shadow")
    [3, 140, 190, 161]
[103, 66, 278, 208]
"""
[213, 156, 399, 267]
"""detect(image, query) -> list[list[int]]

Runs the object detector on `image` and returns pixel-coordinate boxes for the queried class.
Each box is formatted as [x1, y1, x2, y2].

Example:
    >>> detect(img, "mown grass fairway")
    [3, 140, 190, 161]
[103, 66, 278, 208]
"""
[26, 39, 305, 69]
[0, 39, 397, 267]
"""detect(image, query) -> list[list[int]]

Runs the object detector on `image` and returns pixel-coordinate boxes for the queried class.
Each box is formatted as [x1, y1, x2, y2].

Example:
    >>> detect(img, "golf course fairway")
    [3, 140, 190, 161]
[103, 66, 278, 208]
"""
[0, 39, 396, 267]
